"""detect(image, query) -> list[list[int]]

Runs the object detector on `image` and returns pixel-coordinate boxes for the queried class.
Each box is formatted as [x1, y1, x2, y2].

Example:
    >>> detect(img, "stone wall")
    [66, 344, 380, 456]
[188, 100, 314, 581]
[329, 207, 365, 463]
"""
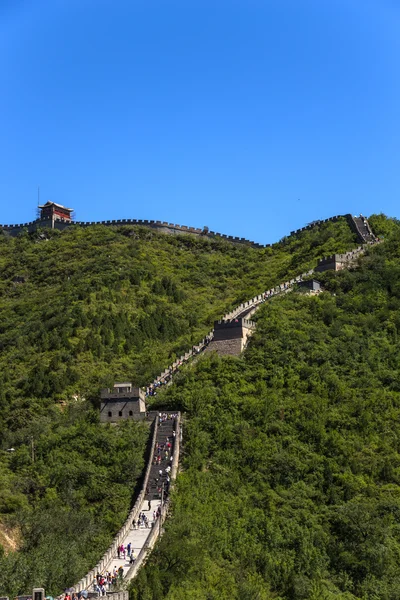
[0, 216, 265, 248]
[205, 318, 256, 356]
[100, 387, 146, 423]
[1, 212, 372, 249]
[289, 215, 344, 236]
[92, 593, 128, 600]
[123, 415, 181, 583]
[315, 245, 367, 273]
[213, 319, 253, 340]
[99, 398, 146, 423]
[72, 418, 159, 593]
[71, 219, 266, 248]
[205, 338, 243, 357]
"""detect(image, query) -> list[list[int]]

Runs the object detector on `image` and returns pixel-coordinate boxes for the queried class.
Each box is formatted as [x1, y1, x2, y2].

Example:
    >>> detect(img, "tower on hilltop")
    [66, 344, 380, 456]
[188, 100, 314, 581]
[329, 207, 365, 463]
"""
[38, 201, 74, 227]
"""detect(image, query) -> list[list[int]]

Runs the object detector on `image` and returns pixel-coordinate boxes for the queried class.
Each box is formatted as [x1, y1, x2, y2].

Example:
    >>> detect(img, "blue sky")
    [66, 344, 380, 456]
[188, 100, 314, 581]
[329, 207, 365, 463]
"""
[0, 0, 399, 244]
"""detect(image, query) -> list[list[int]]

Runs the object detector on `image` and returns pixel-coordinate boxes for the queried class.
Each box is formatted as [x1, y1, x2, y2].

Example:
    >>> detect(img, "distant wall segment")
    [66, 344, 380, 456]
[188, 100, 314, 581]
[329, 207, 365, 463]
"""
[0, 212, 368, 248]
[0, 216, 265, 248]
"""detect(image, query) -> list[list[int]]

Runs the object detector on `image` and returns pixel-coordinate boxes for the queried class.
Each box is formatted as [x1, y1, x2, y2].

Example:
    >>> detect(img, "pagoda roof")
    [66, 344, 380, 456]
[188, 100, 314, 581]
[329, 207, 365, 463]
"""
[38, 201, 73, 212]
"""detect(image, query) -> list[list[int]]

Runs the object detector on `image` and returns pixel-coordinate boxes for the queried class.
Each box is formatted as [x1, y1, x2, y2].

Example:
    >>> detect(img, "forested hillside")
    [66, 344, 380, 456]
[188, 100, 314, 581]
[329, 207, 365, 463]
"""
[0, 217, 368, 596]
[128, 215, 400, 600]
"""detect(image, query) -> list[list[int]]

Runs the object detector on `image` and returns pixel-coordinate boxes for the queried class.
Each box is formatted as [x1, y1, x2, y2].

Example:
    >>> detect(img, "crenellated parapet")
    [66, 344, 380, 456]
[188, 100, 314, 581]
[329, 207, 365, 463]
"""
[0, 216, 265, 247]
[289, 215, 343, 236]
[288, 213, 378, 245]
[1, 212, 375, 248]
[314, 244, 371, 272]
[71, 218, 266, 247]
[142, 216, 378, 371]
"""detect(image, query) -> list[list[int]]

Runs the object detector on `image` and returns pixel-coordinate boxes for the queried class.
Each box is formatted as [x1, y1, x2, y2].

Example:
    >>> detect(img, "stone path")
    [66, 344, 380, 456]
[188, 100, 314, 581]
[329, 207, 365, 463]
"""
[107, 498, 161, 577]
[101, 417, 176, 582]
[146, 417, 175, 502]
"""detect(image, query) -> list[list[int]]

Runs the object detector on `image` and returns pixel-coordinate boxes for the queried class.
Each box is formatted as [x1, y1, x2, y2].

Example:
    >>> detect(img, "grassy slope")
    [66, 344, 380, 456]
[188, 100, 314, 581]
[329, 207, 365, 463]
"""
[0, 218, 359, 596]
[130, 218, 400, 600]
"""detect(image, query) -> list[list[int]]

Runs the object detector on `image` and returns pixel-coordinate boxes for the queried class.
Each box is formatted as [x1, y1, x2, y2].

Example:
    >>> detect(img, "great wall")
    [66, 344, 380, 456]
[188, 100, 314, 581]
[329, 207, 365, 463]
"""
[0, 208, 374, 248]
[1, 212, 380, 600]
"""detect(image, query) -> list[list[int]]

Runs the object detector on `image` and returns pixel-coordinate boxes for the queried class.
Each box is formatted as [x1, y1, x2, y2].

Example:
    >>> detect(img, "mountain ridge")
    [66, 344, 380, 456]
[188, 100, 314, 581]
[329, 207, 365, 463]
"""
[0, 212, 391, 598]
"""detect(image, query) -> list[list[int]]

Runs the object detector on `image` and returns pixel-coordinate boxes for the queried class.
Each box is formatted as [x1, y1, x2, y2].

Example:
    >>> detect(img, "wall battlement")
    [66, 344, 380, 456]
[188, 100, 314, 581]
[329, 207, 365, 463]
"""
[0, 216, 265, 248]
[214, 318, 255, 329]
[0, 212, 375, 249]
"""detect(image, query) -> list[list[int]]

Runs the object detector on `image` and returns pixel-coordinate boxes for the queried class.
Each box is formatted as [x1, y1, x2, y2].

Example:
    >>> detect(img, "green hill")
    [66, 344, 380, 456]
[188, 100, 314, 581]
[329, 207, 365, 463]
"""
[129, 215, 400, 600]
[0, 217, 374, 596]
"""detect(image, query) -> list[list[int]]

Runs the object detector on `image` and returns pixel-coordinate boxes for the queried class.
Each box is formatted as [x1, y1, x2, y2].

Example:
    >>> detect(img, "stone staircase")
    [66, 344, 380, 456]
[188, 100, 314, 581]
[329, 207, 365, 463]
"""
[351, 216, 376, 243]
[146, 416, 176, 502]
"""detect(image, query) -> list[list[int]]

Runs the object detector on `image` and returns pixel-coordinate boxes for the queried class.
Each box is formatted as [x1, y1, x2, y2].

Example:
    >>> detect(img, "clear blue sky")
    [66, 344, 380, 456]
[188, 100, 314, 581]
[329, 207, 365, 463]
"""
[1, 0, 399, 244]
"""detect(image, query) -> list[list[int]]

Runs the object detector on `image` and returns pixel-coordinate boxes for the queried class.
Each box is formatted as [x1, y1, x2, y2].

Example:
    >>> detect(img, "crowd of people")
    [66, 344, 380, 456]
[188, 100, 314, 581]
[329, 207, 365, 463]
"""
[158, 412, 179, 425]
[151, 416, 178, 499]
[56, 424, 178, 599]
[131, 508, 157, 530]
[63, 424, 179, 600]
[83, 505, 164, 596]
[91, 568, 125, 596]
[60, 590, 88, 600]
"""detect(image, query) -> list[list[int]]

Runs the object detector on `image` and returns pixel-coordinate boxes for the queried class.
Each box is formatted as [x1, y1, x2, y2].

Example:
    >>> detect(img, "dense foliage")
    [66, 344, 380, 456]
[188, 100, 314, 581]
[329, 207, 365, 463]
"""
[0, 218, 360, 596]
[0, 411, 148, 596]
[0, 220, 356, 409]
[130, 219, 400, 600]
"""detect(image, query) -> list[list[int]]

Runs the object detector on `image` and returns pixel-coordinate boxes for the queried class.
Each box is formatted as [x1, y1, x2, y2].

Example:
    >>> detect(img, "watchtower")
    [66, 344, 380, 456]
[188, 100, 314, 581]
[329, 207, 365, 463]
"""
[206, 318, 256, 356]
[38, 201, 74, 225]
[315, 254, 348, 273]
[100, 382, 146, 423]
[297, 279, 322, 293]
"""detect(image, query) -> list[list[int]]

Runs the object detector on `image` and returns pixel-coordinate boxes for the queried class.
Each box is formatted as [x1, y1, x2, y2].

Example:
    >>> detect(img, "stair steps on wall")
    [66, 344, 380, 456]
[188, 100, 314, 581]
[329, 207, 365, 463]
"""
[146, 418, 176, 502]
[352, 216, 376, 243]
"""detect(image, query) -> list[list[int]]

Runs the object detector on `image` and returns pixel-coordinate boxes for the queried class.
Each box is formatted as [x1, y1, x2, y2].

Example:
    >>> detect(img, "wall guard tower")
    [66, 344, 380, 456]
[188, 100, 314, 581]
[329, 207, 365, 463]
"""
[100, 383, 146, 423]
[38, 201, 73, 228]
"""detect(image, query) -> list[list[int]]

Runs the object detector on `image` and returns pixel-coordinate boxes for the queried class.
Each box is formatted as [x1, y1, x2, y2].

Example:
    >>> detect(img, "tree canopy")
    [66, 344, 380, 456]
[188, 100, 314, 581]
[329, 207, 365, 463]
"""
[0, 216, 386, 598]
[130, 216, 400, 600]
